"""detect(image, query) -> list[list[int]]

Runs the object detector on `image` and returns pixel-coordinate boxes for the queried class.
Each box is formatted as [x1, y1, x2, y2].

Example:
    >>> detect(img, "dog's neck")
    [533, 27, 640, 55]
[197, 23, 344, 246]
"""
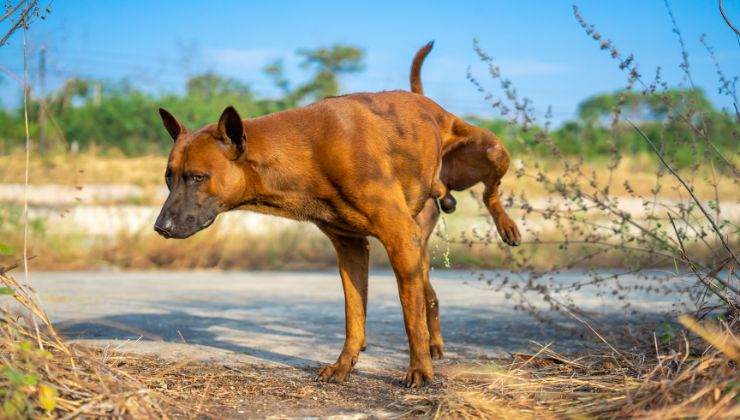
[230, 154, 314, 221]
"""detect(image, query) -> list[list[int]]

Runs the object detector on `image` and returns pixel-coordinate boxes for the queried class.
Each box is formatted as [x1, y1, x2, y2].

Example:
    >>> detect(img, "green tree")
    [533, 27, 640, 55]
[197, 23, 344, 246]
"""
[264, 44, 365, 105]
[577, 88, 714, 124]
[296, 44, 364, 100]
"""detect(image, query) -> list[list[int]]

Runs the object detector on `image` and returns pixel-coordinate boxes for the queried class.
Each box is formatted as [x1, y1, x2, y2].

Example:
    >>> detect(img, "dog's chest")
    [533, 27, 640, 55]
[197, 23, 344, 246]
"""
[240, 194, 338, 223]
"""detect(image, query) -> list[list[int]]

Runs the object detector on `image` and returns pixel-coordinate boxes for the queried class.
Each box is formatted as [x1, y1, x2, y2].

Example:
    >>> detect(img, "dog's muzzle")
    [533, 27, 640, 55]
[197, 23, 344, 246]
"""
[153, 217, 175, 238]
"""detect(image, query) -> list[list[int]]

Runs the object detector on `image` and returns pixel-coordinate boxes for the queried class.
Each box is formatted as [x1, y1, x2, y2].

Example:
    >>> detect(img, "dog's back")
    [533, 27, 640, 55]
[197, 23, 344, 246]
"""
[241, 42, 520, 245]
[240, 90, 452, 226]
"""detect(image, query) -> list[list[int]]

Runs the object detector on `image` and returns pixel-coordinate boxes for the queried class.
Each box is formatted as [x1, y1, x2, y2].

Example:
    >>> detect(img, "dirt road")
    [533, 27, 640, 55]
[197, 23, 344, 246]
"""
[25, 270, 679, 417]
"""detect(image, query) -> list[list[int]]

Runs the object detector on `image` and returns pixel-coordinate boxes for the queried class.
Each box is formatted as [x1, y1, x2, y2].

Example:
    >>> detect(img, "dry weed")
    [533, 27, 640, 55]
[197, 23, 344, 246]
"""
[400, 322, 738, 419]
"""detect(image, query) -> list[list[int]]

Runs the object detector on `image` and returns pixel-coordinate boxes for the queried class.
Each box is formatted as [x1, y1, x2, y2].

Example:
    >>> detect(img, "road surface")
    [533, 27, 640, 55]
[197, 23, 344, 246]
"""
[27, 270, 679, 370]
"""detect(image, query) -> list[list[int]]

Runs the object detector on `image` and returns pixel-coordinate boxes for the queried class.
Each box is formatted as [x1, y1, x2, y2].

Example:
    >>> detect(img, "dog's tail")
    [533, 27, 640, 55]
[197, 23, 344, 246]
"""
[410, 41, 434, 95]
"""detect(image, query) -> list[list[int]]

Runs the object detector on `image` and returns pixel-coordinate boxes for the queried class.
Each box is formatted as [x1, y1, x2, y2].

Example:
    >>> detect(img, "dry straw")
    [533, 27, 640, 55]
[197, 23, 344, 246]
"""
[398, 323, 738, 419]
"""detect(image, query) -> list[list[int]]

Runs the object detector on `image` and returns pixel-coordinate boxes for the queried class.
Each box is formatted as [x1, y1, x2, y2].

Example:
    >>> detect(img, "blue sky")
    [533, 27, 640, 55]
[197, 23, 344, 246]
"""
[0, 0, 738, 124]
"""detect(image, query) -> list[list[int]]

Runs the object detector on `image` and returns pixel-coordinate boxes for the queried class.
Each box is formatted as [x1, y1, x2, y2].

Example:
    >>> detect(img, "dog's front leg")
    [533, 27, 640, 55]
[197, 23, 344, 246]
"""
[316, 233, 369, 383]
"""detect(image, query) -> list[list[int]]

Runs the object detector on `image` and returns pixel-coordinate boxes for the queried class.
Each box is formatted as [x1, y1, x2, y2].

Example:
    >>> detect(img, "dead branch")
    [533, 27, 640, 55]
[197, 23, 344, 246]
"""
[0, 0, 37, 48]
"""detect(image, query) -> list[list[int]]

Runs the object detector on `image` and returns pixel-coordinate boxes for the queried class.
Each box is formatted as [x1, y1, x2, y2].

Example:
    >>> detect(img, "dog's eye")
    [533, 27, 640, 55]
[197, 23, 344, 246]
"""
[188, 174, 206, 185]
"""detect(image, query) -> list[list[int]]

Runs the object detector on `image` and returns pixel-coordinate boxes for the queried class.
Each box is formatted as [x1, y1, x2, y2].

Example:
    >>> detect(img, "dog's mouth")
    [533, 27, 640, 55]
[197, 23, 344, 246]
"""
[179, 215, 217, 238]
[200, 216, 216, 230]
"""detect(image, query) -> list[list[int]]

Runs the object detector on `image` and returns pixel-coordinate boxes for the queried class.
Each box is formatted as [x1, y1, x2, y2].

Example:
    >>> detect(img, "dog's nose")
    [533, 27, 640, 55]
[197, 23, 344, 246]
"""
[154, 218, 174, 237]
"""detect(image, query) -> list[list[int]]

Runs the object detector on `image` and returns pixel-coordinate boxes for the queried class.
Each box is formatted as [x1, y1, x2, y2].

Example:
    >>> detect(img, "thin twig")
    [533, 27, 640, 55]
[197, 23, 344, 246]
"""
[668, 214, 737, 310]
[664, 0, 695, 88]
[556, 303, 634, 369]
[0, 63, 23, 84]
[719, 0, 740, 37]
[0, 0, 37, 47]
[0, 0, 27, 24]
[21, 18, 44, 350]
[628, 120, 738, 266]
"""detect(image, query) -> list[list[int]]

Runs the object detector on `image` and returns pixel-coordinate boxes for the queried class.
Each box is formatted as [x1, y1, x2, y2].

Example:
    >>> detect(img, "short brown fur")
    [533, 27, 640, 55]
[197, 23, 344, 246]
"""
[155, 42, 520, 387]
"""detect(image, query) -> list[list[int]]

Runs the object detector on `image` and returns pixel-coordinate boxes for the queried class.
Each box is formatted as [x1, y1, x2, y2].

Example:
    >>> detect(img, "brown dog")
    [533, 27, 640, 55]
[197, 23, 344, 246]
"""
[154, 41, 520, 387]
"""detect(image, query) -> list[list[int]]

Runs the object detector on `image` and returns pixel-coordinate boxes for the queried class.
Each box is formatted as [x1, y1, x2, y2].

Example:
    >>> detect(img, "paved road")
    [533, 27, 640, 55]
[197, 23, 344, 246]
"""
[26, 270, 679, 371]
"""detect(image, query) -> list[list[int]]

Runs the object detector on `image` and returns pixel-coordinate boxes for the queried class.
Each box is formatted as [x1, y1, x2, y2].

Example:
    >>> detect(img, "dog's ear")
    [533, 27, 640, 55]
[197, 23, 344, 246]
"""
[217, 106, 246, 158]
[159, 108, 187, 141]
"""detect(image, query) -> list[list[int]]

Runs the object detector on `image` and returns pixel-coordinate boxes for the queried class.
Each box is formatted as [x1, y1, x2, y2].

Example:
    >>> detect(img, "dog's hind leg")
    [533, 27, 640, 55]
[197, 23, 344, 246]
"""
[415, 198, 444, 359]
[373, 203, 432, 387]
[481, 142, 521, 246]
[315, 232, 369, 383]
[441, 120, 521, 245]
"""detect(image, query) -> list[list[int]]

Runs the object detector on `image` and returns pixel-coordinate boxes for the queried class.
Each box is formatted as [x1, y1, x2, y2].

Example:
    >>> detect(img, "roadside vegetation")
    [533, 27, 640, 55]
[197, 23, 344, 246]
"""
[435, 3, 738, 416]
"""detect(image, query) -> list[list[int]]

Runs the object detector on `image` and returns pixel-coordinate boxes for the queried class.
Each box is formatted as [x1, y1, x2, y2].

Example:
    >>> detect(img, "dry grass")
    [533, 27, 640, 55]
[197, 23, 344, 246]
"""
[504, 154, 739, 203]
[0, 150, 165, 188]
[0, 150, 736, 201]
[0, 215, 729, 271]
[399, 321, 739, 419]
[0, 272, 169, 417]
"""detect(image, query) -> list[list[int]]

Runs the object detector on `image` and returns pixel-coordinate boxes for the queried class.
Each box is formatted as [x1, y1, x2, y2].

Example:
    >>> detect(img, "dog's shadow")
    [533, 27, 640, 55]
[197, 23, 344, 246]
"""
[56, 309, 324, 366]
[53, 294, 609, 372]
[55, 297, 399, 367]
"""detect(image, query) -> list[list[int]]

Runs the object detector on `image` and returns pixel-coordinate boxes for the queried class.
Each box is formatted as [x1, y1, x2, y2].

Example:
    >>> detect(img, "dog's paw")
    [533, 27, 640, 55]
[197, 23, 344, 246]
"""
[496, 214, 521, 246]
[430, 342, 444, 360]
[403, 364, 433, 388]
[315, 362, 352, 383]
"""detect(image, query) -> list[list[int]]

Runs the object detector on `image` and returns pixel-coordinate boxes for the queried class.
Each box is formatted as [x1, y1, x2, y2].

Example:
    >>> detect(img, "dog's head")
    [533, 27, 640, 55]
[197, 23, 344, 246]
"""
[154, 106, 248, 239]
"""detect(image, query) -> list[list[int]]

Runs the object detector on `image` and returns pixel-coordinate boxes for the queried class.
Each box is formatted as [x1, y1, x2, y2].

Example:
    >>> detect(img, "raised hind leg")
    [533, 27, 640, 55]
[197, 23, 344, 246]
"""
[481, 143, 521, 246]
[483, 174, 520, 246]
[441, 120, 521, 245]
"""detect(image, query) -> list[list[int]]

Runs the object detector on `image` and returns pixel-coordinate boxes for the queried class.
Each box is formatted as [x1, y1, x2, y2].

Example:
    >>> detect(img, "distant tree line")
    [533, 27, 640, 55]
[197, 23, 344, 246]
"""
[470, 88, 736, 167]
[0, 44, 366, 155]
[0, 43, 735, 164]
